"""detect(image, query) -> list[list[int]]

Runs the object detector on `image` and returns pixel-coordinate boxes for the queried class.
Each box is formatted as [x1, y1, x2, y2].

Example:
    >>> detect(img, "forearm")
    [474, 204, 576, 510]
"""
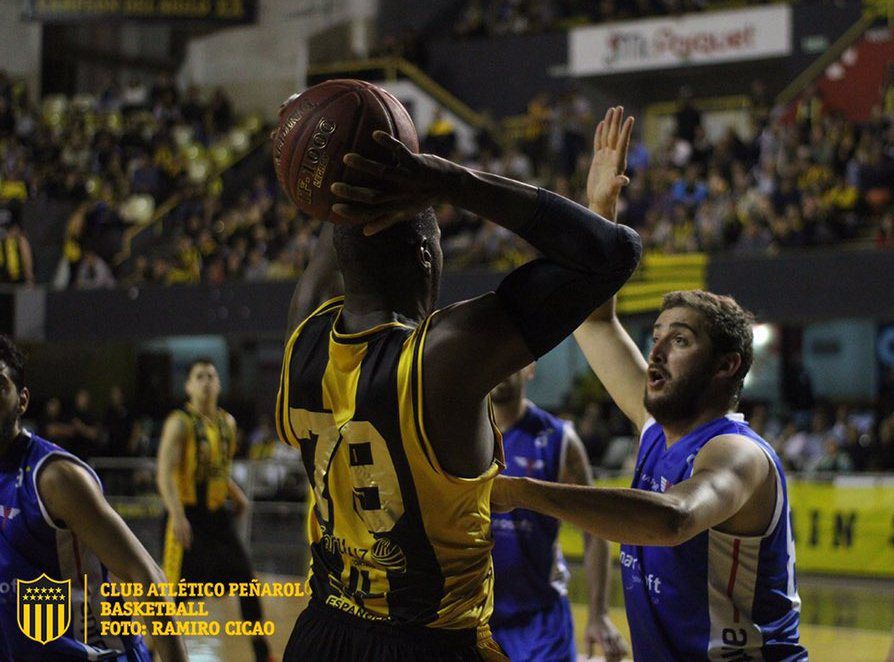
[585, 533, 611, 619]
[506, 477, 687, 545]
[156, 472, 185, 520]
[120, 560, 187, 662]
[453, 171, 641, 276]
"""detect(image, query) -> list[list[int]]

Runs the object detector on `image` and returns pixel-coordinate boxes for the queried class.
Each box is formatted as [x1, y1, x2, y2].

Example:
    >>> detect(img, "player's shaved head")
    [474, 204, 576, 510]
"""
[333, 207, 442, 314]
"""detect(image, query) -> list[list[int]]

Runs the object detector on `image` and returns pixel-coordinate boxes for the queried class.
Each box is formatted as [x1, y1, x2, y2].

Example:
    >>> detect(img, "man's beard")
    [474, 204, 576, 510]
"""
[644, 363, 715, 427]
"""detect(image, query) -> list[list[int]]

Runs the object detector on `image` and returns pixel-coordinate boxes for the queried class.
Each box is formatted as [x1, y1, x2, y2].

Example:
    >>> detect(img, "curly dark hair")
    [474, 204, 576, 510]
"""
[0, 335, 25, 392]
[660, 290, 754, 404]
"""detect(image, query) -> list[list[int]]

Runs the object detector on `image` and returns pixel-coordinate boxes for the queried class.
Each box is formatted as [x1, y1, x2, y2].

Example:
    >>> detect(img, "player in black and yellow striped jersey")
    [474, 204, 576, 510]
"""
[0, 220, 34, 285]
[156, 358, 271, 662]
[277, 124, 642, 661]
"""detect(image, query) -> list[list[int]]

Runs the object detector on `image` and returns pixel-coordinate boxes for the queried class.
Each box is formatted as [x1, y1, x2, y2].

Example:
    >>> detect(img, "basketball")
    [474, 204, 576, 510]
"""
[272, 79, 419, 224]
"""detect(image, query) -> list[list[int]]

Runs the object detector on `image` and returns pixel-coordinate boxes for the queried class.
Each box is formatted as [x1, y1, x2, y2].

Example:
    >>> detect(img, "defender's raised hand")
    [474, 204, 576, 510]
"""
[587, 106, 634, 220]
[331, 130, 461, 235]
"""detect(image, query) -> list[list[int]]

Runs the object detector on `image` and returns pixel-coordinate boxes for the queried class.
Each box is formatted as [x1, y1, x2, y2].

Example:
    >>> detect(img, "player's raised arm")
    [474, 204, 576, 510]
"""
[573, 108, 650, 432]
[332, 115, 642, 402]
[492, 433, 771, 546]
[286, 222, 343, 339]
[39, 459, 188, 662]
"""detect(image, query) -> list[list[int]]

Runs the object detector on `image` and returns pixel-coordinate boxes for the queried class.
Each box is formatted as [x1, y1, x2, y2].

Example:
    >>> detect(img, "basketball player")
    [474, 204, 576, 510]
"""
[276, 106, 641, 660]
[156, 358, 271, 661]
[0, 335, 186, 661]
[490, 109, 806, 660]
[489, 365, 629, 662]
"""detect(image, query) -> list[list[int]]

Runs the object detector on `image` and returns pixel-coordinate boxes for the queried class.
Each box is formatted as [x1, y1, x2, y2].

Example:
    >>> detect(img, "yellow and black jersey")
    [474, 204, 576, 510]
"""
[0, 234, 23, 283]
[276, 296, 504, 632]
[170, 404, 236, 512]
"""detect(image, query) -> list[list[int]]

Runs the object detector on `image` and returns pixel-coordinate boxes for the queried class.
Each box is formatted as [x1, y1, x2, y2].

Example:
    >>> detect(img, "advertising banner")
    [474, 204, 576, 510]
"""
[569, 5, 792, 75]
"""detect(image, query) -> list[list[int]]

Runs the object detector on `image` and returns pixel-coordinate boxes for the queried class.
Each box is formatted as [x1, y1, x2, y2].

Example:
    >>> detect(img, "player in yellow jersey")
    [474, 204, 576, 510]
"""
[277, 110, 642, 661]
[156, 358, 271, 661]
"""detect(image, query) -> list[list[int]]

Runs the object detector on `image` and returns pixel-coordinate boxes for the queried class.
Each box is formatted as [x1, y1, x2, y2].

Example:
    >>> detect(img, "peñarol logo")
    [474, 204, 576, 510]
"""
[17, 574, 71, 645]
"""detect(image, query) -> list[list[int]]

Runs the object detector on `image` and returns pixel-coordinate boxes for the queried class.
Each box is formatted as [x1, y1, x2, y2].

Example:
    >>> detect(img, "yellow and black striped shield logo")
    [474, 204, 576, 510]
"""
[16, 574, 71, 645]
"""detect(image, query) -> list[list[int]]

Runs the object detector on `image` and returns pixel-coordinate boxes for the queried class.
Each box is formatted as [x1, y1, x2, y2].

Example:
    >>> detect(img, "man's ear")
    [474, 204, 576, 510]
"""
[18, 387, 30, 417]
[418, 239, 433, 275]
[715, 353, 743, 381]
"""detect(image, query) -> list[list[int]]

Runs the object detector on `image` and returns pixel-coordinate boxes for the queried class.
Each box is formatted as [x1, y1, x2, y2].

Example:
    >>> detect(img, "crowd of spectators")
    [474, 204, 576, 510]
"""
[116, 177, 316, 287]
[3, 63, 893, 285]
[415, 81, 894, 265]
[65, 74, 894, 285]
[0, 68, 256, 289]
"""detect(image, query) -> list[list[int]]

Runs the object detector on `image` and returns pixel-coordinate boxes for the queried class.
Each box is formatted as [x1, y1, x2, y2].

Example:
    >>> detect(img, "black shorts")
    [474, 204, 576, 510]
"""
[162, 506, 255, 586]
[283, 600, 508, 662]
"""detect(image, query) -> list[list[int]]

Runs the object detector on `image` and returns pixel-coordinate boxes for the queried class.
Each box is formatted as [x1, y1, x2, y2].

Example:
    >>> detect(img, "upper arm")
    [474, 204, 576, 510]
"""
[225, 413, 239, 457]
[558, 425, 594, 486]
[286, 224, 343, 339]
[423, 293, 533, 405]
[39, 460, 158, 583]
[665, 435, 770, 541]
[157, 414, 186, 477]
[573, 317, 649, 431]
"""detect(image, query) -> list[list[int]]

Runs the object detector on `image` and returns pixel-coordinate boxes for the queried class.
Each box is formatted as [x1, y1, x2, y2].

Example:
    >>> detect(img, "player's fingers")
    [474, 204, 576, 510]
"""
[619, 116, 635, 161]
[595, 120, 605, 151]
[372, 129, 411, 157]
[607, 106, 622, 146]
[343, 152, 389, 179]
[330, 182, 395, 205]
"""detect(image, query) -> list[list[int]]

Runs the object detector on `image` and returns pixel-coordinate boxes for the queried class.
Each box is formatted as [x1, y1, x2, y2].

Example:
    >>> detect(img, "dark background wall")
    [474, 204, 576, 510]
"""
[32, 249, 892, 342]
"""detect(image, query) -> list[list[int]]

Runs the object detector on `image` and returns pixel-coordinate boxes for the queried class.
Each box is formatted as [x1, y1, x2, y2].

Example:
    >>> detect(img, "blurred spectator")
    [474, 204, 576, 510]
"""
[121, 77, 149, 115]
[674, 86, 702, 144]
[0, 215, 34, 285]
[422, 109, 457, 157]
[75, 248, 116, 289]
[870, 412, 894, 470]
[38, 397, 74, 444]
[781, 408, 831, 471]
[104, 386, 140, 457]
[67, 388, 101, 460]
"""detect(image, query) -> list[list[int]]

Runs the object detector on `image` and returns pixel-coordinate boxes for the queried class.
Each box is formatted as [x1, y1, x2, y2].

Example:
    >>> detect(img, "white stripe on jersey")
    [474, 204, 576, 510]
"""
[707, 530, 764, 661]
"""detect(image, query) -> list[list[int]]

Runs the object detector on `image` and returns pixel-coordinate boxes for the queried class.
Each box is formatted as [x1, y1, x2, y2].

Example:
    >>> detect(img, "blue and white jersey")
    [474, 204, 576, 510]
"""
[0, 431, 150, 661]
[491, 403, 572, 625]
[621, 414, 805, 661]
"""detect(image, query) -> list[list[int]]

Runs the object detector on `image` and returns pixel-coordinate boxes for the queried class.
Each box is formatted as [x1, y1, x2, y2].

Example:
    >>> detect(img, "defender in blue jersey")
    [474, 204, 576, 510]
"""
[491, 108, 805, 660]
[0, 336, 186, 661]
[489, 365, 628, 662]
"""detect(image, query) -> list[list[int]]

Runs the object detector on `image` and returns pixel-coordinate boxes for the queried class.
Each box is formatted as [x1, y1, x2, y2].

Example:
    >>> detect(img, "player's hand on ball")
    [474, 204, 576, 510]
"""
[332, 130, 459, 235]
[587, 106, 634, 218]
[586, 613, 630, 662]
